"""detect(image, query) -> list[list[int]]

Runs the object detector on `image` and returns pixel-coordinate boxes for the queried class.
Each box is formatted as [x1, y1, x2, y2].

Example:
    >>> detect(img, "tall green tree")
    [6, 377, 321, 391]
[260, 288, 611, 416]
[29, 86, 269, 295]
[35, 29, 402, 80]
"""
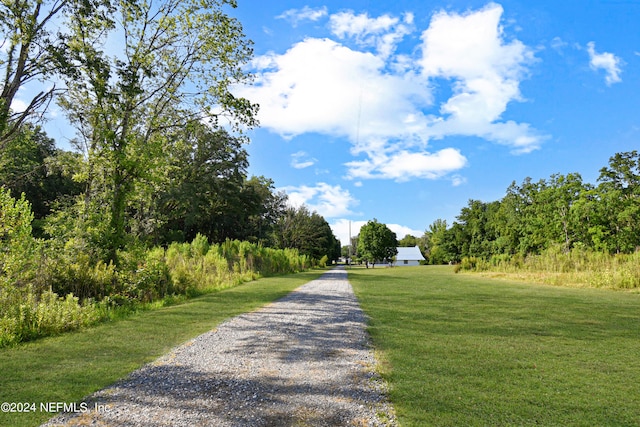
[155, 124, 248, 243]
[423, 219, 448, 264]
[239, 176, 288, 245]
[357, 219, 397, 267]
[151, 124, 286, 245]
[455, 199, 501, 259]
[272, 206, 339, 261]
[398, 234, 418, 247]
[596, 151, 640, 253]
[0, 124, 82, 223]
[535, 173, 588, 252]
[492, 181, 527, 255]
[0, 0, 111, 148]
[59, 0, 257, 262]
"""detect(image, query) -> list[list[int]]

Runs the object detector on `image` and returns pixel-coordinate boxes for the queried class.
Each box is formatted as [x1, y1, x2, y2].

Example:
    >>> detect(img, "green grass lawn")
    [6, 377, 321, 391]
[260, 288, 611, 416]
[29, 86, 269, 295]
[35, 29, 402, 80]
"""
[0, 269, 326, 427]
[349, 265, 640, 426]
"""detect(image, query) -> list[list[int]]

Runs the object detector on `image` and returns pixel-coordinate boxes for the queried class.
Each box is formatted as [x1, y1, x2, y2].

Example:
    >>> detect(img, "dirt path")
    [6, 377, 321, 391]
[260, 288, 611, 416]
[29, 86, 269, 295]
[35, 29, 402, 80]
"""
[42, 267, 396, 426]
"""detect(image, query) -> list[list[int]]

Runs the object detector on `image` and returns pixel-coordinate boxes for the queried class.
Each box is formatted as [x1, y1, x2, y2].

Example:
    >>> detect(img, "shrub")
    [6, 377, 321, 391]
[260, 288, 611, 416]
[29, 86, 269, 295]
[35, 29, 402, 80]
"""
[0, 285, 101, 347]
[319, 255, 329, 268]
[0, 188, 39, 286]
[48, 252, 118, 301]
[1, 230, 315, 346]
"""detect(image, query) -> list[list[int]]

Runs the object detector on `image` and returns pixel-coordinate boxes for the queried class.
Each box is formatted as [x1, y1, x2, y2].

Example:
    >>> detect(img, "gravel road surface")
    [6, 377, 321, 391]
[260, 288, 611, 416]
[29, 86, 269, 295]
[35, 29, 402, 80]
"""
[42, 267, 397, 426]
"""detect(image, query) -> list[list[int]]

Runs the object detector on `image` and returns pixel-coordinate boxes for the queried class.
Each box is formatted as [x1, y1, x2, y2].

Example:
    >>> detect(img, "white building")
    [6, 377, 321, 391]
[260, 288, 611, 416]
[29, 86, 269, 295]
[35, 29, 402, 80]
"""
[393, 246, 425, 266]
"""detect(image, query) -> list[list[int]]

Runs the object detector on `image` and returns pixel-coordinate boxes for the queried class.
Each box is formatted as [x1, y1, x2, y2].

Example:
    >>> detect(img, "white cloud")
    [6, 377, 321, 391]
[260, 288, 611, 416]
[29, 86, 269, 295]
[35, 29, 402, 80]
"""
[387, 223, 424, 241]
[330, 218, 422, 246]
[237, 37, 431, 142]
[419, 3, 541, 152]
[329, 11, 414, 58]
[277, 6, 328, 27]
[550, 36, 568, 52]
[345, 147, 467, 181]
[280, 182, 358, 218]
[290, 151, 316, 169]
[330, 11, 397, 38]
[330, 219, 366, 247]
[586, 41, 622, 86]
[237, 4, 543, 182]
[10, 98, 27, 114]
[451, 174, 467, 187]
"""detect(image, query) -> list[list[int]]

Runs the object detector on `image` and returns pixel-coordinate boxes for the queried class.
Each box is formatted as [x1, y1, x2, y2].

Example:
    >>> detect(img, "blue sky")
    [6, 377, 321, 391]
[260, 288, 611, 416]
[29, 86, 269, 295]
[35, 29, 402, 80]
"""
[228, 0, 640, 245]
[29, 1, 637, 246]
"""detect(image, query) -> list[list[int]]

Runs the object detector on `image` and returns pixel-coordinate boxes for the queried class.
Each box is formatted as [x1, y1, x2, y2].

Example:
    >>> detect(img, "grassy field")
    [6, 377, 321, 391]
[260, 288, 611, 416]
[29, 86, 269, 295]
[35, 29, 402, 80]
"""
[0, 269, 326, 427]
[349, 266, 640, 426]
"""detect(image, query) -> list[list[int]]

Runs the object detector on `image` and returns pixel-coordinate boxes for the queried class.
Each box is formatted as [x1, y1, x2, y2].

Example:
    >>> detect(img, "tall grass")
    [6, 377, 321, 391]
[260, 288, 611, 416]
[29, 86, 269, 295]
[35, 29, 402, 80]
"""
[456, 245, 640, 289]
[0, 235, 312, 347]
[0, 286, 101, 347]
[0, 269, 327, 427]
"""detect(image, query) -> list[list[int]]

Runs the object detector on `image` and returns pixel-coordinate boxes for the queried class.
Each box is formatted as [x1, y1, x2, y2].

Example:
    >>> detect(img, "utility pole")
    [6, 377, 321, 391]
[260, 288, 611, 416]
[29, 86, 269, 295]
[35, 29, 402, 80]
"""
[348, 220, 352, 265]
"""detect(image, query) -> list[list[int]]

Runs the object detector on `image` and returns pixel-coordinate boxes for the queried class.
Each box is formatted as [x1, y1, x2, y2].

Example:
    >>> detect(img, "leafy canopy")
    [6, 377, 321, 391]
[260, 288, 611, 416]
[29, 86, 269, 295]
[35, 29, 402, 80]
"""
[357, 219, 398, 266]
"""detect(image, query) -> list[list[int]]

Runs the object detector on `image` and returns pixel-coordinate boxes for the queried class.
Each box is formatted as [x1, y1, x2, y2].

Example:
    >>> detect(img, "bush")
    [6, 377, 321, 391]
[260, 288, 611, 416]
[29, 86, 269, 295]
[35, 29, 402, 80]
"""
[0, 285, 101, 347]
[1, 231, 315, 347]
[319, 255, 329, 268]
[0, 188, 39, 286]
[456, 256, 487, 273]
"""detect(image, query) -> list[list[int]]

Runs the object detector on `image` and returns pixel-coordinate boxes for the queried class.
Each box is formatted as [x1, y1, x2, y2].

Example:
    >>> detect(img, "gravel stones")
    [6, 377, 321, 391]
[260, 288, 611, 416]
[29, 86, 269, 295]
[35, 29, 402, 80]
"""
[42, 267, 397, 426]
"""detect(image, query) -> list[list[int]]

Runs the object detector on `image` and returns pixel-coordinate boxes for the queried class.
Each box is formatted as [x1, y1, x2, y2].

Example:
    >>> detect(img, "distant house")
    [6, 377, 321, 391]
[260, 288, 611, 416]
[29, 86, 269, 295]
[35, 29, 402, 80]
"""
[394, 246, 425, 266]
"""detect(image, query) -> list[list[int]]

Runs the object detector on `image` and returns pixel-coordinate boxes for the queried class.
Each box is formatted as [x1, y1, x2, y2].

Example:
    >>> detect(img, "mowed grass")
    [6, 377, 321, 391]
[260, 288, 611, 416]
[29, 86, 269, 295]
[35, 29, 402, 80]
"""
[0, 269, 327, 427]
[348, 266, 640, 426]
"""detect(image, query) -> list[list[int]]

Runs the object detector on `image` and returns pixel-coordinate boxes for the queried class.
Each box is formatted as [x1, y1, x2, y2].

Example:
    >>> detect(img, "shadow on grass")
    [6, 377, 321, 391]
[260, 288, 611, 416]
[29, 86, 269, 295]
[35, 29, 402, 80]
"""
[42, 267, 388, 426]
[0, 269, 330, 427]
[346, 271, 410, 284]
[45, 362, 380, 427]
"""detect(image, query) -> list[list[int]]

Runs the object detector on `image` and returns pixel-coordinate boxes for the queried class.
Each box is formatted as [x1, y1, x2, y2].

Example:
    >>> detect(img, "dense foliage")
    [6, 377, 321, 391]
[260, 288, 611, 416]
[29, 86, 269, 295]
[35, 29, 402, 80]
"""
[0, 225, 311, 347]
[356, 219, 398, 267]
[0, 0, 339, 347]
[420, 151, 640, 287]
[272, 206, 341, 266]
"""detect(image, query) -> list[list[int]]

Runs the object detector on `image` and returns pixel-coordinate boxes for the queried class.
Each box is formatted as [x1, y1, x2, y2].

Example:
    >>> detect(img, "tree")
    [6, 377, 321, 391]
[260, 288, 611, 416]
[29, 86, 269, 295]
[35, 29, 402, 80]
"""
[154, 124, 249, 243]
[124, 122, 286, 246]
[0, 124, 82, 225]
[398, 234, 418, 247]
[59, 0, 257, 262]
[0, 0, 111, 149]
[357, 219, 397, 267]
[597, 151, 640, 253]
[236, 176, 288, 245]
[534, 173, 588, 252]
[497, 177, 547, 255]
[341, 245, 350, 259]
[272, 206, 339, 262]
[492, 181, 526, 255]
[0, 188, 38, 285]
[423, 219, 448, 264]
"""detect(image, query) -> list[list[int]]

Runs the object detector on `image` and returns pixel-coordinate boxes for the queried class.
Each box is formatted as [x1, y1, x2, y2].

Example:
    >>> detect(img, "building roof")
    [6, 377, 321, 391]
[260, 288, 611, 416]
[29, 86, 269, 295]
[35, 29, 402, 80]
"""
[396, 246, 425, 261]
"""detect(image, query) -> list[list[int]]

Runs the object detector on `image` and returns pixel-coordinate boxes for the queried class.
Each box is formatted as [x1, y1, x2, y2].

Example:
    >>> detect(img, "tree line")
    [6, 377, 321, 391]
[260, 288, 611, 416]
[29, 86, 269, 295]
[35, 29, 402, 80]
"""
[416, 151, 640, 264]
[0, 0, 339, 346]
[0, 0, 341, 263]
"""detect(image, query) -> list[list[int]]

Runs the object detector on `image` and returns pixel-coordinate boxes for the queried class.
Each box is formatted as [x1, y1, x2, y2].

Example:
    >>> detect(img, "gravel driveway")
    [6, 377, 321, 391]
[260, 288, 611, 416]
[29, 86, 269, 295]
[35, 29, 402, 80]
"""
[42, 266, 397, 426]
